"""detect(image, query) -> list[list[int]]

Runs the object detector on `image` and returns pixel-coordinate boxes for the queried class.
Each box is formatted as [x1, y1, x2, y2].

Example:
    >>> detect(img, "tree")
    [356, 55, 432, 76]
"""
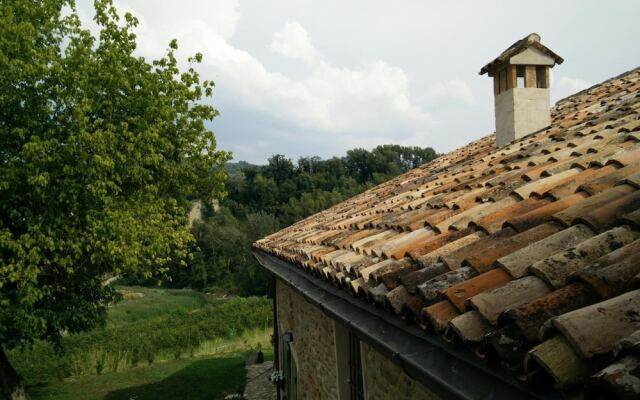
[264, 154, 294, 184]
[346, 148, 377, 183]
[0, 0, 230, 397]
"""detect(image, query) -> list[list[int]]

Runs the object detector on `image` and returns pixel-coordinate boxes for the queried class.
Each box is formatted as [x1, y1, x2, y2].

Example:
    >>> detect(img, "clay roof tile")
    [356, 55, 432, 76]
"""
[469, 276, 551, 324]
[253, 67, 640, 396]
[552, 289, 640, 358]
[496, 224, 595, 279]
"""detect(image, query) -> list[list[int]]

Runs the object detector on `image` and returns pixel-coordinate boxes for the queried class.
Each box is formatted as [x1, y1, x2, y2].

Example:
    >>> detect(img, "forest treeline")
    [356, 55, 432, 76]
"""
[164, 145, 439, 295]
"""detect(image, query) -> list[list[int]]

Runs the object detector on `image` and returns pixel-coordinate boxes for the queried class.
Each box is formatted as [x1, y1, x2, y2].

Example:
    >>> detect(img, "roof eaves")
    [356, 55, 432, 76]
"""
[254, 250, 560, 400]
[479, 34, 564, 76]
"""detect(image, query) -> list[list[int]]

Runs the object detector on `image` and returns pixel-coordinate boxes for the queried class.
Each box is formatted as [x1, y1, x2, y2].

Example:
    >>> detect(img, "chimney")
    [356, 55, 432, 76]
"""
[480, 33, 563, 147]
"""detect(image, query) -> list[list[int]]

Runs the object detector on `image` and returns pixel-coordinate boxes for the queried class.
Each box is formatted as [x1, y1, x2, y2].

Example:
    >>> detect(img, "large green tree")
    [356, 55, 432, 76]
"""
[0, 0, 230, 398]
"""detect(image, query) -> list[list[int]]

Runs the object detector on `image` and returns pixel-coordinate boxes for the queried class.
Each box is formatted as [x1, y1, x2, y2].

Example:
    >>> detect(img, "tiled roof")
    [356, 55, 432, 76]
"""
[254, 67, 640, 398]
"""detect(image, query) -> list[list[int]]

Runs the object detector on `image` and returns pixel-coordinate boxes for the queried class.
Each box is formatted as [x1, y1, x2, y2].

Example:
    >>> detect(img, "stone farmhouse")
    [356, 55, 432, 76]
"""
[253, 33, 640, 400]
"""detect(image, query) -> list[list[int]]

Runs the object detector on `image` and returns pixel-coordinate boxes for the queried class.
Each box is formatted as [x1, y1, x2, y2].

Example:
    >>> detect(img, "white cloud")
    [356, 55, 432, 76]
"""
[423, 79, 476, 105]
[553, 76, 591, 103]
[72, 0, 640, 163]
[271, 22, 319, 66]
[73, 1, 484, 162]
[97, 1, 436, 147]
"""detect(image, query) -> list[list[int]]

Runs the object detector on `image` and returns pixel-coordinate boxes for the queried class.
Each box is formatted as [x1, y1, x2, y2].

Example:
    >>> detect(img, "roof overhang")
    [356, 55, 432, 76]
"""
[480, 34, 564, 76]
[254, 250, 561, 400]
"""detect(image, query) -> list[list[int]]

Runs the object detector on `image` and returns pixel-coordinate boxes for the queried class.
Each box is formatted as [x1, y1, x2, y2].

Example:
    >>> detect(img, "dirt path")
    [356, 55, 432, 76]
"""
[243, 361, 276, 400]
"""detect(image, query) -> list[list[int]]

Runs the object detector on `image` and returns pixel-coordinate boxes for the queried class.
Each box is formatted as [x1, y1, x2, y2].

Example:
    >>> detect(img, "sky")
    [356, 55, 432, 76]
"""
[77, 0, 640, 164]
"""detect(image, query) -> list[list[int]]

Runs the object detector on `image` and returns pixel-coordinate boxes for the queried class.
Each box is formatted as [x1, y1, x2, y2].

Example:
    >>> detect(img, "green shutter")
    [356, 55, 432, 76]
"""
[284, 342, 297, 400]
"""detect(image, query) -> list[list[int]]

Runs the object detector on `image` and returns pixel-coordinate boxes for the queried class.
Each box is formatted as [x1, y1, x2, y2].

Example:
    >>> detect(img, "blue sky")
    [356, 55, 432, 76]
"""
[79, 0, 640, 164]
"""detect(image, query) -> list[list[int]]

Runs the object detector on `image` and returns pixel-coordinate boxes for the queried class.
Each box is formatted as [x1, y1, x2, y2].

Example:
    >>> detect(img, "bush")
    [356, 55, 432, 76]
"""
[10, 297, 272, 384]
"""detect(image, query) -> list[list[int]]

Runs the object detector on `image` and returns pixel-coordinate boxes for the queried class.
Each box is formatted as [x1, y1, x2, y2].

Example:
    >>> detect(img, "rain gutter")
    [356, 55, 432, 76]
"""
[253, 250, 561, 400]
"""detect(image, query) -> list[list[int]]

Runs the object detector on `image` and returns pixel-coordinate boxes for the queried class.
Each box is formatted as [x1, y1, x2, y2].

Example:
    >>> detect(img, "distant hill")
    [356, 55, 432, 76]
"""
[226, 161, 260, 174]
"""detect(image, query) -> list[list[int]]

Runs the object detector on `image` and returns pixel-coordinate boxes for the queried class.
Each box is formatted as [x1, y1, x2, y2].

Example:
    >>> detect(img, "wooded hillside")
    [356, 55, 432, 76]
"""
[168, 145, 438, 295]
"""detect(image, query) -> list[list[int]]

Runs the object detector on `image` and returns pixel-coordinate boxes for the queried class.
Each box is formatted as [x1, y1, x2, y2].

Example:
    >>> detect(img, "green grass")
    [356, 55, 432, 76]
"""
[12, 285, 273, 400]
[28, 355, 247, 400]
[107, 286, 215, 326]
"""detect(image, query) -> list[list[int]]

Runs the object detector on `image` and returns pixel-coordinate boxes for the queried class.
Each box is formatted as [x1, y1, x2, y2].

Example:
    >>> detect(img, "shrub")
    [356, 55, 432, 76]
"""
[10, 297, 272, 383]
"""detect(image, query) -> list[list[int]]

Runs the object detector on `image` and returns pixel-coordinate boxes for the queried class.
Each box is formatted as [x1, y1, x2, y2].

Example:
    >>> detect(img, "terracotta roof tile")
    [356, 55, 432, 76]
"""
[471, 197, 551, 233]
[463, 222, 563, 273]
[398, 263, 449, 294]
[359, 258, 394, 282]
[526, 334, 590, 389]
[552, 289, 640, 358]
[501, 282, 598, 342]
[469, 276, 551, 324]
[606, 144, 640, 167]
[544, 165, 618, 200]
[496, 224, 595, 278]
[416, 231, 486, 268]
[530, 226, 639, 289]
[442, 268, 512, 312]
[436, 197, 518, 232]
[408, 227, 475, 260]
[552, 184, 636, 227]
[623, 208, 640, 228]
[377, 227, 434, 259]
[515, 168, 583, 199]
[439, 227, 515, 271]
[503, 192, 588, 232]
[253, 67, 640, 397]
[575, 189, 640, 232]
[447, 310, 494, 347]
[572, 238, 640, 299]
[588, 355, 640, 400]
[578, 161, 640, 194]
[417, 266, 477, 304]
[423, 300, 460, 333]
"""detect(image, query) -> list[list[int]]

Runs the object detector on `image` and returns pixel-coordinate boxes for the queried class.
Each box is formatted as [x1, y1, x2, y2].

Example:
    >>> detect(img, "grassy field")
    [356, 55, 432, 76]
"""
[28, 356, 247, 400]
[13, 286, 273, 400]
[107, 286, 215, 326]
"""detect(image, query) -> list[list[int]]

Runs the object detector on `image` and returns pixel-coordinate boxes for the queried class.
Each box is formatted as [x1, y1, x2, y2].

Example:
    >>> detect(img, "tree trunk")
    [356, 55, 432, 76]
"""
[0, 347, 30, 400]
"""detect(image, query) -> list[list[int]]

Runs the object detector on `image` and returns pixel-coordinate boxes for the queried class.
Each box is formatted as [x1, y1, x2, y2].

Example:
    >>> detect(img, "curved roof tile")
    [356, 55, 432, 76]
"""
[254, 66, 640, 397]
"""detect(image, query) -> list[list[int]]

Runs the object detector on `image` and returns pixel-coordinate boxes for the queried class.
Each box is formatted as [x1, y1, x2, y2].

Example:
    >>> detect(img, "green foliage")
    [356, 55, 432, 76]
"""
[227, 145, 437, 224]
[180, 209, 277, 295]
[0, 0, 230, 352]
[106, 286, 211, 326]
[10, 296, 271, 384]
[178, 144, 438, 296]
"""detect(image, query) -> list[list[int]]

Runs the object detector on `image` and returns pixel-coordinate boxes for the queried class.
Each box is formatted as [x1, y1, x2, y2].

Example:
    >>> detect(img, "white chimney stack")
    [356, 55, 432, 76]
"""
[480, 33, 563, 147]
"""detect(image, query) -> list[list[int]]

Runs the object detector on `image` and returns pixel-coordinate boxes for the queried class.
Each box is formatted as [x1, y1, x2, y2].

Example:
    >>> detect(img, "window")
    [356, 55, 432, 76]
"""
[536, 66, 547, 88]
[516, 66, 525, 88]
[335, 322, 364, 400]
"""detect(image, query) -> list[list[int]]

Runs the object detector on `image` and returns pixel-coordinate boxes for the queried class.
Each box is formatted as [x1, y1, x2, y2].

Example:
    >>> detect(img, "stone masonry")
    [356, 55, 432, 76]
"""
[276, 281, 339, 400]
[276, 281, 441, 400]
[361, 342, 440, 400]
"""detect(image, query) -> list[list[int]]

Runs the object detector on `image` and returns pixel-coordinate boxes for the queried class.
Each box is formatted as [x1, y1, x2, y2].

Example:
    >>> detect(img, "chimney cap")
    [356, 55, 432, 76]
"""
[479, 33, 563, 76]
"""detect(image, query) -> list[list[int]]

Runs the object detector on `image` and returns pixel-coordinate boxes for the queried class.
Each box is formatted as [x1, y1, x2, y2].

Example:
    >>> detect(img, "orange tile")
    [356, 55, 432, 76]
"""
[443, 268, 512, 312]
[505, 192, 588, 232]
[423, 301, 460, 333]
[502, 283, 597, 341]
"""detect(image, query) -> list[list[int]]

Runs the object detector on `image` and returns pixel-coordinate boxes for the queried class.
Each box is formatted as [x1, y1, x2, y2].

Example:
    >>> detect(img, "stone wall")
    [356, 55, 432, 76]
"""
[276, 281, 339, 400]
[361, 342, 440, 400]
[276, 280, 441, 400]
